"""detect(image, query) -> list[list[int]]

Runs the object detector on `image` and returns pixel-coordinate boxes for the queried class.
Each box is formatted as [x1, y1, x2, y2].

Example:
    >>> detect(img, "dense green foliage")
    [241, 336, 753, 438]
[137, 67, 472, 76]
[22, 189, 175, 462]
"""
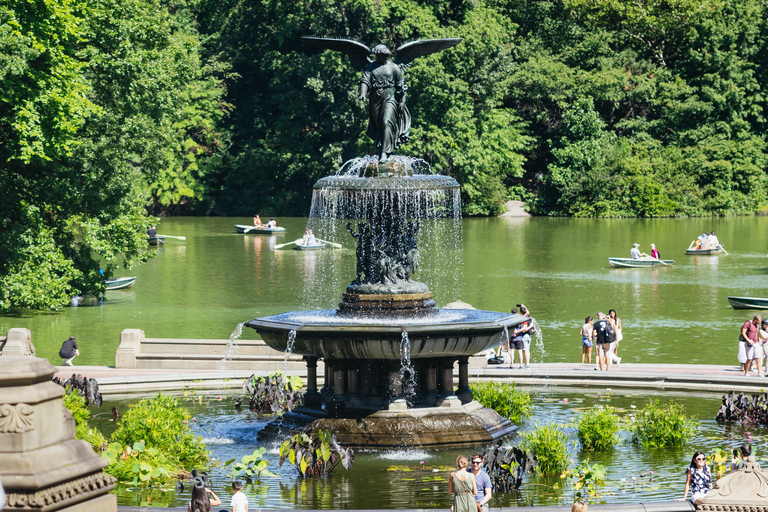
[470, 381, 533, 422]
[8, 0, 768, 308]
[521, 424, 571, 476]
[576, 405, 620, 451]
[629, 399, 697, 448]
[110, 393, 210, 470]
[63, 387, 108, 451]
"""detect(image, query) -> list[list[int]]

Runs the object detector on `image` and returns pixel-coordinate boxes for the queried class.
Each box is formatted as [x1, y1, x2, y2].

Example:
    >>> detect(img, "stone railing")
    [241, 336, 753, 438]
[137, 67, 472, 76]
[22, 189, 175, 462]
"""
[0, 328, 35, 357]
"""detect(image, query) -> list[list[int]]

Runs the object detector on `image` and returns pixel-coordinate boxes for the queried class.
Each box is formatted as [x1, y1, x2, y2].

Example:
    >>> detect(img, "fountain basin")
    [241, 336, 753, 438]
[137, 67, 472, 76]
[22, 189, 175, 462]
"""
[245, 309, 525, 360]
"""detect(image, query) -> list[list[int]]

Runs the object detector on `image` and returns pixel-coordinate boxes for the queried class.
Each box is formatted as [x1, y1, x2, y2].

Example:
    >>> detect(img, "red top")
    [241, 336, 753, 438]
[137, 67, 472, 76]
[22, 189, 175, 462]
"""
[742, 320, 759, 342]
[651, 249, 660, 259]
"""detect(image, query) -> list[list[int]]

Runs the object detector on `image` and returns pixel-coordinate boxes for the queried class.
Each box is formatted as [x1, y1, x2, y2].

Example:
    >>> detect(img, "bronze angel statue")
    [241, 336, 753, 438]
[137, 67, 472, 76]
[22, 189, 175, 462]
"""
[303, 37, 462, 163]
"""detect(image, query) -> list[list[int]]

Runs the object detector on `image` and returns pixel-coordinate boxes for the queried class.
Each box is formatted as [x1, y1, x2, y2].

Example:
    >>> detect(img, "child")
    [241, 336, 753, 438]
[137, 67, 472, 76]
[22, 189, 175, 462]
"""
[231, 481, 248, 512]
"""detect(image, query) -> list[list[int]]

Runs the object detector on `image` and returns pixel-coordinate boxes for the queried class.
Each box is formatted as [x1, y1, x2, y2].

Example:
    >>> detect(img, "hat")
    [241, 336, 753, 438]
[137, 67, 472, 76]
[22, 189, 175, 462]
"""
[650, 243, 655, 247]
[633, 243, 639, 247]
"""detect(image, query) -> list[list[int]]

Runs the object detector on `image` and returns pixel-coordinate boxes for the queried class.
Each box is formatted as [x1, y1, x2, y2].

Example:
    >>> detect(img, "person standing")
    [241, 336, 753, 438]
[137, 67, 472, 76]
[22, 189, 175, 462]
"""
[187, 482, 221, 512]
[608, 309, 623, 364]
[739, 315, 761, 375]
[678, 452, 711, 506]
[448, 455, 477, 512]
[58, 336, 79, 366]
[519, 304, 533, 368]
[761, 320, 768, 375]
[580, 316, 593, 364]
[467, 453, 492, 512]
[650, 244, 660, 259]
[230, 481, 248, 512]
[591, 312, 615, 371]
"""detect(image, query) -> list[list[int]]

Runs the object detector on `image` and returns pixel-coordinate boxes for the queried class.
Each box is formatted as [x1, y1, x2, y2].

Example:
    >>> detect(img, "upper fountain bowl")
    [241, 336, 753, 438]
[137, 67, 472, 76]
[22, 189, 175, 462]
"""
[245, 309, 526, 360]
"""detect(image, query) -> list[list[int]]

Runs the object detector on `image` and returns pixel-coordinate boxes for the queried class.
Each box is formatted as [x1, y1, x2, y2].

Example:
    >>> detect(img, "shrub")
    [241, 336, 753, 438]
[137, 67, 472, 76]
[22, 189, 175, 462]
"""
[577, 405, 619, 451]
[629, 399, 696, 448]
[521, 424, 570, 476]
[110, 393, 209, 469]
[63, 387, 108, 451]
[470, 382, 533, 422]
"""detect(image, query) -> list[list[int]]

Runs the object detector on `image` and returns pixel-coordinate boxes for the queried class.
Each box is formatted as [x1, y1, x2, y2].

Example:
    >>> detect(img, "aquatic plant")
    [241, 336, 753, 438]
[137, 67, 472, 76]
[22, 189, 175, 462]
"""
[243, 370, 304, 413]
[629, 399, 696, 448]
[278, 429, 354, 477]
[63, 387, 108, 451]
[716, 391, 768, 425]
[521, 424, 571, 476]
[110, 392, 210, 469]
[576, 405, 619, 451]
[470, 381, 533, 422]
[484, 441, 534, 490]
[560, 459, 607, 504]
[225, 447, 277, 481]
[102, 440, 176, 487]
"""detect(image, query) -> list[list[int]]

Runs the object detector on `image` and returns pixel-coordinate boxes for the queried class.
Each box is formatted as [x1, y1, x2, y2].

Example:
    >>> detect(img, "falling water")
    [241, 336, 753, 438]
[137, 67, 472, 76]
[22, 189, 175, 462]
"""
[221, 322, 245, 371]
[399, 329, 417, 406]
[531, 318, 546, 363]
[284, 329, 297, 371]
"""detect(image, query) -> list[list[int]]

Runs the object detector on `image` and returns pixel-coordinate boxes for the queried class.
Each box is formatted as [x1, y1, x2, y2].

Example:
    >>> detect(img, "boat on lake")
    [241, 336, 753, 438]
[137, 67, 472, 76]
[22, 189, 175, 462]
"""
[727, 296, 768, 309]
[608, 257, 674, 268]
[104, 276, 137, 290]
[148, 236, 165, 245]
[294, 239, 326, 250]
[686, 240, 726, 255]
[234, 224, 286, 234]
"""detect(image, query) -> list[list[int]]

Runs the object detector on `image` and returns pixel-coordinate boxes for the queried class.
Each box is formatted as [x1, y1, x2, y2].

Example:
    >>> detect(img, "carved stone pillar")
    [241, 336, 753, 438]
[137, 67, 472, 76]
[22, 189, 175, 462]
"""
[439, 360, 455, 396]
[699, 459, 768, 511]
[423, 364, 439, 406]
[455, 356, 472, 404]
[0, 357, 117, 511]
[388, 366, 403, 400]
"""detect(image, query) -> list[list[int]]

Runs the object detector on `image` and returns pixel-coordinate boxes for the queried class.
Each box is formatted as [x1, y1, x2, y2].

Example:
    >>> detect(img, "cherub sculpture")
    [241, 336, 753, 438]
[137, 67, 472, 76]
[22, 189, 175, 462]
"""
[303, 37, 462, 163]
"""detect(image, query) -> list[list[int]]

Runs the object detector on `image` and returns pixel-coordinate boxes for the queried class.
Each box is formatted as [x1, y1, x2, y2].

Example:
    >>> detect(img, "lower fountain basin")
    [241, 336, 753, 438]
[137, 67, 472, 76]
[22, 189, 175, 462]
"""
[245, 309, 525, 360]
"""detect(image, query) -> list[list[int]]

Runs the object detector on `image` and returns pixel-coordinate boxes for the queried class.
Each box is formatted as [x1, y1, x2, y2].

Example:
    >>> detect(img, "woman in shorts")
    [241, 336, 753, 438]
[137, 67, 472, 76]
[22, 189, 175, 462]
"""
[759, 319, 768, 376]
[678, 451, 711, 506]
[580, 316, 593, 364]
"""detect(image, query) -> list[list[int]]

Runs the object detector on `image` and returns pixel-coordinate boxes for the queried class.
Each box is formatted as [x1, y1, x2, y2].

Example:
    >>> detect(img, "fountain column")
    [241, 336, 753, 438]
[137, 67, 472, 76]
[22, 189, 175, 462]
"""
[439, 359, 455, 396]
[456, 356, 473, 404]
[424, 364, 439, 406]
[303, 356, 321, 407]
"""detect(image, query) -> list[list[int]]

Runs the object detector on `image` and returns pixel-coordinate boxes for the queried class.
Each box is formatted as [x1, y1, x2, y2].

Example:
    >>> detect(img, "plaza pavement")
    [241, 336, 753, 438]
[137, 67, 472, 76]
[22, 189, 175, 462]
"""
[54, 362, 768, 396]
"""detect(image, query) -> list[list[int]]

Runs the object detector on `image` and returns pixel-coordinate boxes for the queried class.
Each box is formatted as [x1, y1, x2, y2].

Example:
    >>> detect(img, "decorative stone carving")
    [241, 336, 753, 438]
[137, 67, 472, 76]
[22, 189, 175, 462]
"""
[1, 328, 36, 357]
[699, 459, 768, 511]
[5, 471, 116, 509]
[0, 403, 34, 433]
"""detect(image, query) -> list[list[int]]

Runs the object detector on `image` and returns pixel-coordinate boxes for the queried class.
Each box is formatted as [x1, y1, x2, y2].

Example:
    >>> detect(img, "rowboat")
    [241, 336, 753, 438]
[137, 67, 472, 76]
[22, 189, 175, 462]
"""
[104, 276, 137, 290]
[686, 240, 726, 255]
[294, 239, 326, 250]
[148, 236, 165, 246]
[608, 257, 674, 268]
[727, 296, 768, 309]
[234, 224, 286, 234]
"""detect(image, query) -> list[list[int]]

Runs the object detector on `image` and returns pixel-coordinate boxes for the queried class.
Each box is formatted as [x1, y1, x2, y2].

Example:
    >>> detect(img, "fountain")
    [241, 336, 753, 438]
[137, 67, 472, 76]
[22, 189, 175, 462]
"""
[245, 36, 527, 448]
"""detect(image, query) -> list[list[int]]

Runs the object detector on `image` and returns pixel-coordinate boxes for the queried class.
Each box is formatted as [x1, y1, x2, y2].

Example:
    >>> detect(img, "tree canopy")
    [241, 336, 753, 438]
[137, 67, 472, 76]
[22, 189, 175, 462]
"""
[4, 0, 768, 309]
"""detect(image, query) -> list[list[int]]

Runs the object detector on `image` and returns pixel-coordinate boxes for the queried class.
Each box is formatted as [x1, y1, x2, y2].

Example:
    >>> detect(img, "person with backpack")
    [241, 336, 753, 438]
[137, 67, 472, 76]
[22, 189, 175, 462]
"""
[591, 312, 616, 371]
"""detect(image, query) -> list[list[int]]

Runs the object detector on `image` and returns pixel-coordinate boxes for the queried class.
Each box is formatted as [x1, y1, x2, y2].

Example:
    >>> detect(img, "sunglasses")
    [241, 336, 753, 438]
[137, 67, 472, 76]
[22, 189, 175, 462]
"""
[472, 461, 483, 464]
[696, 457, 705, 461]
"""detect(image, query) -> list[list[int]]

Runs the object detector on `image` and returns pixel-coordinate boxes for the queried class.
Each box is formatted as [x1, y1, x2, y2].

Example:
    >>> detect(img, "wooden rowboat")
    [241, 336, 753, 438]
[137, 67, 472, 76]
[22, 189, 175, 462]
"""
[104, 276, 137, 290]
[148, 236, 165, 246]
[234, 224, 286, 234]
[608, 257, 674, 268]
[728, 296, 768, 309]
[295, 239, 326, 250]
[686, 241, 726, 255]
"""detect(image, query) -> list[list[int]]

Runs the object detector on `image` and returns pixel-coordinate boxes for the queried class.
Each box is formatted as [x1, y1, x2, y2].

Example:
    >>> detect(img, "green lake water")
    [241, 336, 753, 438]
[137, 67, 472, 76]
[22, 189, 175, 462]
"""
[3, 215, 768, 366]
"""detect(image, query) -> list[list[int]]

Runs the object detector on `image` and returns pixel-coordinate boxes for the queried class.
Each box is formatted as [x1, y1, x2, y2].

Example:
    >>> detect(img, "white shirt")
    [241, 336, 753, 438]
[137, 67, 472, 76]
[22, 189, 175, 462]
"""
[630, 247, 641, 259]
[231, 491, 248, 512]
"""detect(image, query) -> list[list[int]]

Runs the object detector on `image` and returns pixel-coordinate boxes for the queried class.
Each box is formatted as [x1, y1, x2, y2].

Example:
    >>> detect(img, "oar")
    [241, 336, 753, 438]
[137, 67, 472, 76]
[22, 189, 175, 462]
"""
[275, 239, 301, 249]
[719, 245, 729, 255]
[156, 234, 186, 240]
[242, 226, 260, 233]
[652, 258, 673, 267]
[313, 238, 343, 249]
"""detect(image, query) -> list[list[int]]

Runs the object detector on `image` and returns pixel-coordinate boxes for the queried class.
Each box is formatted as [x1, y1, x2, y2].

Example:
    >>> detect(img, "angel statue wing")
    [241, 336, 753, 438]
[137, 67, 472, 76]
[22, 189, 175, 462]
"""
[302, 37, 372, 71]
[394, 38, 462, 69]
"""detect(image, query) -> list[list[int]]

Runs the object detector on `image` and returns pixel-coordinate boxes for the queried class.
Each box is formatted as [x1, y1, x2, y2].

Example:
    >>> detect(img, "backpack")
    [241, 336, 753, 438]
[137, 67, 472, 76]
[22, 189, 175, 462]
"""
[604, 320, 616, 343]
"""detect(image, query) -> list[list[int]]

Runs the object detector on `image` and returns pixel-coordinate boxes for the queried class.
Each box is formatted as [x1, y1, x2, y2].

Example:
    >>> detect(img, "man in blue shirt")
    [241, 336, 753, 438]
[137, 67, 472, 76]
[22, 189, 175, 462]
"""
[467, 453, 492, 511]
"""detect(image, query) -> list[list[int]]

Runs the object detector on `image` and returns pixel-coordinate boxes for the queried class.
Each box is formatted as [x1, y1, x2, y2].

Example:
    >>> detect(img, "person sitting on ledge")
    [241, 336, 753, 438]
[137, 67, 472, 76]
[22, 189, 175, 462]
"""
[678, 451, 712, 506]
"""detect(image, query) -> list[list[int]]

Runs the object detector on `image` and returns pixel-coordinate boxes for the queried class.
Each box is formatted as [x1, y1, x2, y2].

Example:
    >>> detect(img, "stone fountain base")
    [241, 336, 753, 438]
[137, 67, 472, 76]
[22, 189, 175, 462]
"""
[258, 399, 517, 449]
